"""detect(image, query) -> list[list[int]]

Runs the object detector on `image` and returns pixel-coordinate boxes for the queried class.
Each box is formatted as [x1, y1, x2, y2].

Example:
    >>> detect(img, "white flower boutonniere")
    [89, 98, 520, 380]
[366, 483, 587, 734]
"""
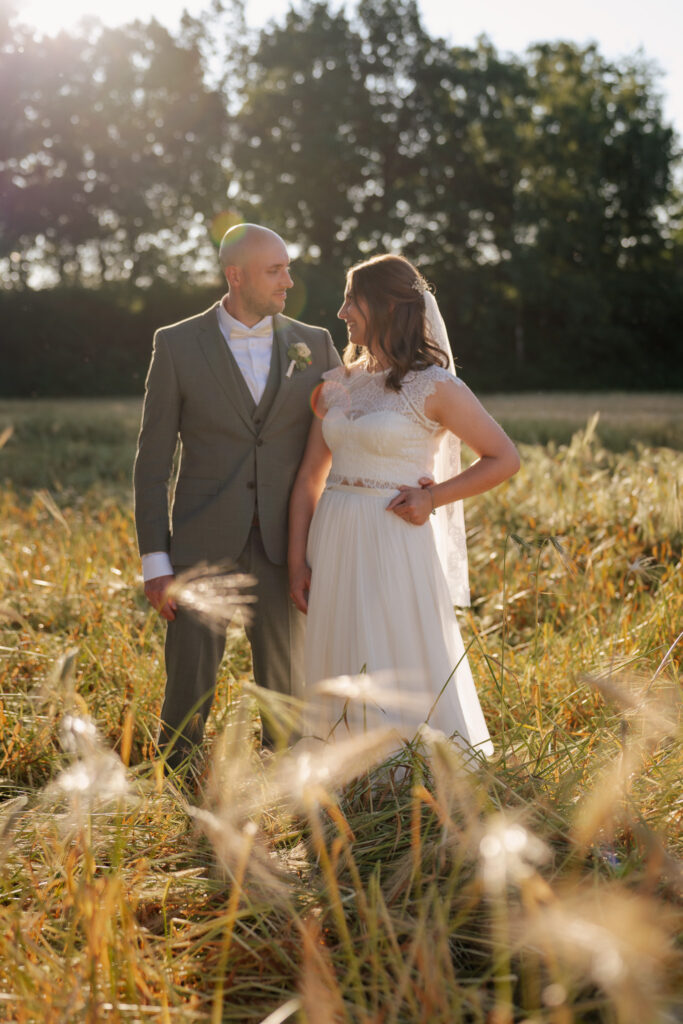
[286, 342, 312, 378]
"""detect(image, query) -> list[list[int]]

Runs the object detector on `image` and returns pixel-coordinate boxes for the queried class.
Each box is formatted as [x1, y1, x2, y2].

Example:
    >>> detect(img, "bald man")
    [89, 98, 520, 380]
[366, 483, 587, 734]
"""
[133, 224, 340, 767]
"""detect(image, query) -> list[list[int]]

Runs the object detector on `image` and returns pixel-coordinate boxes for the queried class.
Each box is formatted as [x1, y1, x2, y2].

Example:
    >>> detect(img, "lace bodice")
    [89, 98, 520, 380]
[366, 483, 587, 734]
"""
[321, 364, 458, 489]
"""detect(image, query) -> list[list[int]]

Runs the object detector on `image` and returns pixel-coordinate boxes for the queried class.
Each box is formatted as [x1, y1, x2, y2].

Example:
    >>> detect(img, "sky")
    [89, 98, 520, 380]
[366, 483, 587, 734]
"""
[19, 0, 683, 140]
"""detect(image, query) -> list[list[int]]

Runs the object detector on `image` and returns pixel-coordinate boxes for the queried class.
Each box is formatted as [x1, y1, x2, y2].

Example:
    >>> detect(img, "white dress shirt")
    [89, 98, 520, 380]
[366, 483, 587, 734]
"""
[216, 302, 274, 404]
[141, 302, 274, 582]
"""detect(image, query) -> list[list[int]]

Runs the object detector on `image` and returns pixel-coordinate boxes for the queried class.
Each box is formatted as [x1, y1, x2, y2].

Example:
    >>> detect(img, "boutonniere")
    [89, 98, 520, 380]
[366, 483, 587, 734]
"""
[286, 342, 312, 378]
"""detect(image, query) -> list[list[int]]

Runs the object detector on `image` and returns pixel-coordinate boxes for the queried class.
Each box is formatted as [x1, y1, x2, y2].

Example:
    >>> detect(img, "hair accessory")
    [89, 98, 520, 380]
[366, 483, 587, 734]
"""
[411, 276, 427, 294]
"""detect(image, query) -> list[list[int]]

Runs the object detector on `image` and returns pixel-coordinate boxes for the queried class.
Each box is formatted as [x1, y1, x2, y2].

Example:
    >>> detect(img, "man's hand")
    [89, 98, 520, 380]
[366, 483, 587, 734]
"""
[144, 574, 177, 621]
[289, 563, 311, 614]
[386, 482, 434, 525]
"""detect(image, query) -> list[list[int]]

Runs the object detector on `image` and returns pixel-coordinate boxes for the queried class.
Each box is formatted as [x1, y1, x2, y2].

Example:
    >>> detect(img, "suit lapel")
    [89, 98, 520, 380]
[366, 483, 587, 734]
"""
[197, 305, 256, 433]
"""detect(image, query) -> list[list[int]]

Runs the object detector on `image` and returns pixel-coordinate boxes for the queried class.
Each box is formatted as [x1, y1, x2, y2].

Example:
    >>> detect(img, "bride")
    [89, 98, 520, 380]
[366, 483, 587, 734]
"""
[288, 254, 520, 756]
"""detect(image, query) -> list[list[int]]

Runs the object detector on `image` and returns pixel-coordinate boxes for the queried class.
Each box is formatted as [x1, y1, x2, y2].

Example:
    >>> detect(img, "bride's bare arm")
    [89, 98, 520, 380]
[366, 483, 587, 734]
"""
[386, 378, 520, 524]
[288, 416, 332, 612]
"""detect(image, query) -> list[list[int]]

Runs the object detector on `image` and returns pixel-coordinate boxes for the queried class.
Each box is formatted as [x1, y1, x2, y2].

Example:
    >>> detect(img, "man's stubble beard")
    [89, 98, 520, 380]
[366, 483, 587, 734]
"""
[240, 280, 286, 320]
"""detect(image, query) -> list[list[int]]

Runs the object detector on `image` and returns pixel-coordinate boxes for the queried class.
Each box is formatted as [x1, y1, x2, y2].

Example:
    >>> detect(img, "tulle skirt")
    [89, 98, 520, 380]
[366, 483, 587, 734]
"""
[302, 484, 493, 757]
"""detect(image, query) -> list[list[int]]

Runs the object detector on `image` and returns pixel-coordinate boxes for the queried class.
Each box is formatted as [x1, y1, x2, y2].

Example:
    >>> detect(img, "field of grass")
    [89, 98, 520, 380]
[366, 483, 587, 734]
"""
[0, 397, 681, 1022]
[0, 392, 680, 492]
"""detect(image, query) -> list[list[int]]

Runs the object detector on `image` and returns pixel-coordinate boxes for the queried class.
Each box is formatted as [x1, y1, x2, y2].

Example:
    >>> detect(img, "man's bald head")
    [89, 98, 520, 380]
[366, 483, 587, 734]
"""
[219, 223, 293, 323]
[218, 224, 287, 271]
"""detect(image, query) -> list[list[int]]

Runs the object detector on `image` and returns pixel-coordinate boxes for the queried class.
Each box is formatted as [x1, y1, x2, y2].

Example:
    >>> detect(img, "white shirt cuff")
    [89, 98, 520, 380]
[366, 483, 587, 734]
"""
[141, 551, 174, 581]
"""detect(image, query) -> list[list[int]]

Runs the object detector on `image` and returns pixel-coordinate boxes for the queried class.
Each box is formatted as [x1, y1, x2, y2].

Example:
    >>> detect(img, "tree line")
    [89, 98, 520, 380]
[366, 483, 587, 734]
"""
[1, 0, 681, 395]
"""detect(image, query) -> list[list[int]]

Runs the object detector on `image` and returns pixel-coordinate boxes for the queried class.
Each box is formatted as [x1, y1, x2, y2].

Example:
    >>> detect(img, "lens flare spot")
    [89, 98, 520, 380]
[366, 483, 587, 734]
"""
[310, 379, 349, 420]
[285, 275, 307, 319]
[209, 210, 245, 247]
[310, 381, 326, 420]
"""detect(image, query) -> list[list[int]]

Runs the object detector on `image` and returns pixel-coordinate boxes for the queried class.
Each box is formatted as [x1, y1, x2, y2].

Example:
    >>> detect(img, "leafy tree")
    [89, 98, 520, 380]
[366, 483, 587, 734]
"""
[1, 0, 681, 392]
[226, 0, 532, 338]
[504, 42, 679, 385]
[227, 1, 372, 265]
[0, 14, 229, 288]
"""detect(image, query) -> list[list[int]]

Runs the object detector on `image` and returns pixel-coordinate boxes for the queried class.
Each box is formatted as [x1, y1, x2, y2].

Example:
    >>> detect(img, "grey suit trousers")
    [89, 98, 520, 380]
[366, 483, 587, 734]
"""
[159, 524, 305, 765]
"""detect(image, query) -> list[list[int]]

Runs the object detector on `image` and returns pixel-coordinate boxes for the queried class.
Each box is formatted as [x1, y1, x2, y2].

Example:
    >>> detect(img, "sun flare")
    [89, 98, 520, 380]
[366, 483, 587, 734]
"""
[20, 0, 184, 36]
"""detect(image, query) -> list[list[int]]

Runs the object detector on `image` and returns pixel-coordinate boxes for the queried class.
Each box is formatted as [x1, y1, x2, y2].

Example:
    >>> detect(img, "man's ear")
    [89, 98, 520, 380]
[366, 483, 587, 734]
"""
[224, 265, 242, 289]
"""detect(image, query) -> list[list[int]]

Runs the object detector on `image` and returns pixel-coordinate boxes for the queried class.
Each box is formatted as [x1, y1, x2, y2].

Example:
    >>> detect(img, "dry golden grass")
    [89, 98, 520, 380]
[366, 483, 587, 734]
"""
[0, 401, 680, 1022]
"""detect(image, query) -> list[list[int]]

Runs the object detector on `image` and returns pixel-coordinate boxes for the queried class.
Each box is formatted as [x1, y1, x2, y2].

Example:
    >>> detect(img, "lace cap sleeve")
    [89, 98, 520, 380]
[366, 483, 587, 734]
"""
[319, 365, 351, 411]
[321, 366, 348, 384]
[402, 365, 461, 425]
[428, 365, 459, 385]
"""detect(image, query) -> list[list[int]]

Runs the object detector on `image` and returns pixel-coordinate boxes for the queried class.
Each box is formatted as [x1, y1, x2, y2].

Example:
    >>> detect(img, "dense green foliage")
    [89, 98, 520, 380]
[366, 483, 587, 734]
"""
[1, 0, 682, 394]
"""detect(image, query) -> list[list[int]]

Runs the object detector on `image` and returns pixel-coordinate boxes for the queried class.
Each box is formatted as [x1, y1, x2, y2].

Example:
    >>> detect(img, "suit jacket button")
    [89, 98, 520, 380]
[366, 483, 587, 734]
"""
[246, 481, 255, 489]
[255, 439, 263, 447]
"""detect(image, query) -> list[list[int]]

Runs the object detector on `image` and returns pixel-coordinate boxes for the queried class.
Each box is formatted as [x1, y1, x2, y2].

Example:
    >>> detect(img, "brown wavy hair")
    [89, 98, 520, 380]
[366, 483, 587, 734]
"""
[343, 253, 449, 391]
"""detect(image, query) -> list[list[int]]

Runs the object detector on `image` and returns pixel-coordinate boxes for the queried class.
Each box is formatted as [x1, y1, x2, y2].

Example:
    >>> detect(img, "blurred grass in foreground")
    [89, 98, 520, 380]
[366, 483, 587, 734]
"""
[0, 403, 680, 1022]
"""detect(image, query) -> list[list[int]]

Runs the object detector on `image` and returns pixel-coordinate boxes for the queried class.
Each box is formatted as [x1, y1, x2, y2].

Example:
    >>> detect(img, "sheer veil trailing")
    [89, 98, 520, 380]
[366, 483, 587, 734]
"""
[424, 290, 471, 607]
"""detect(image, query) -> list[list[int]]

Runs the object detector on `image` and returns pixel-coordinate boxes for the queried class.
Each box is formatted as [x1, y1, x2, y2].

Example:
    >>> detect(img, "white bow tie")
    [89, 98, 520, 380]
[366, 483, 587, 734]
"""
[230, 323, 272, 340]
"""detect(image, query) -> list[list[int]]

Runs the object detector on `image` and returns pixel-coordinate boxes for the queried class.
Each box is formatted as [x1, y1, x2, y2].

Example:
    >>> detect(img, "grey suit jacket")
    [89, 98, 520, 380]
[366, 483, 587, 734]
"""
[133, 303, 340, 567]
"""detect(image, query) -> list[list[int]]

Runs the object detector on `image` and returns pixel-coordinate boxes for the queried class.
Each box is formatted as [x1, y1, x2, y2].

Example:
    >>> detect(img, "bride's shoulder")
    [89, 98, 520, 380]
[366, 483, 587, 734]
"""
[318, 364, 357, 413]
[321, 365, 347, 384]
[402, 364, 468, 425]
[404, 363, 463, 395]
[321, 364, 365, 384]
[423, 364, 460, 384]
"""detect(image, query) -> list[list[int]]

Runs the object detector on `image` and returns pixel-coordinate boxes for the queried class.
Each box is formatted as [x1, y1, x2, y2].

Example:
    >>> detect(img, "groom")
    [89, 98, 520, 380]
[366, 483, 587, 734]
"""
[133, 224, 340, 766]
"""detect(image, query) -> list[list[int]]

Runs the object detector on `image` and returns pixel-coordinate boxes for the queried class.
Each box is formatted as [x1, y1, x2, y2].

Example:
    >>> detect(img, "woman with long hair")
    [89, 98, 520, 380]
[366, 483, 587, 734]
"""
[288, 254, 519, 754]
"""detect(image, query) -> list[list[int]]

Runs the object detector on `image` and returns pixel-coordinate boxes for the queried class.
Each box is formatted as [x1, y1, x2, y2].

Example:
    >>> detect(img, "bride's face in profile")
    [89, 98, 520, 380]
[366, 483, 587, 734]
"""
[338, 288, 372, 349]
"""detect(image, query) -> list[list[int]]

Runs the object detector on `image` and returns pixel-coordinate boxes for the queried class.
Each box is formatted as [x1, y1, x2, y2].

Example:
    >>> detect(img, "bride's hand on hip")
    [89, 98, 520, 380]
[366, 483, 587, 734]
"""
[289, 562, 312, 614]
[386, 484, 433, 525]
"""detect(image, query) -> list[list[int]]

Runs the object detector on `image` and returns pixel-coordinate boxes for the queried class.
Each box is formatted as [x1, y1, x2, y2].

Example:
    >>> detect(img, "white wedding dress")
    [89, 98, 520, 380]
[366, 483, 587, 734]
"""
[303, 363, 493, 758]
